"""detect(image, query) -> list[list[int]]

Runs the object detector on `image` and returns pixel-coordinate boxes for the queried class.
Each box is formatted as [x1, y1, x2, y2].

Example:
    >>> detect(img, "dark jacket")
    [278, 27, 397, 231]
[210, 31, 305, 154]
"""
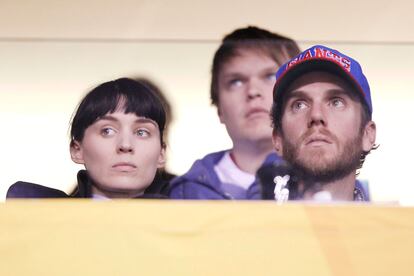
[257, 160, 371, 201]
[6, 170, 169, 199]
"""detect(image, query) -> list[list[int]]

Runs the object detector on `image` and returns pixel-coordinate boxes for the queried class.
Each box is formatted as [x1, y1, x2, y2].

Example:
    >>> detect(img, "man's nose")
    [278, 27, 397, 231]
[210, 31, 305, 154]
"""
[246, 79, 263, 100]
[307, 104, 327, 128]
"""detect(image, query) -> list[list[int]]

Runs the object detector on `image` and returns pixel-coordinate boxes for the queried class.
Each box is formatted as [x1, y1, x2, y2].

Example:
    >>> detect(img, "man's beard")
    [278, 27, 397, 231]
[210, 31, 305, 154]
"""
[281, 129, 363, 185]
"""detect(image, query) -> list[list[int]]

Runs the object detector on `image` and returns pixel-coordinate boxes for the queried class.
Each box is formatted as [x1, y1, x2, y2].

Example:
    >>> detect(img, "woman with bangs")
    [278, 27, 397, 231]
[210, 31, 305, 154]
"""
[7, 78, 169, 199]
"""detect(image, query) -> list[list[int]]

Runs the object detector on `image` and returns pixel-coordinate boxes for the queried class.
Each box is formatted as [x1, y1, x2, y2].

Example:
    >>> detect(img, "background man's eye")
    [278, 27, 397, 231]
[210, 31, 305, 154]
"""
[229, 79, 243, 88]
[266, 73, 276, 81]
[137, 129, 149, 137]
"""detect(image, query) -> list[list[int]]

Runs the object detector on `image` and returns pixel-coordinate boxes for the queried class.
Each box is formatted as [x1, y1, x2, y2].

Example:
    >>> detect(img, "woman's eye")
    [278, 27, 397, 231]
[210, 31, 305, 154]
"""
[101, 127, 115, 136]
[136, 129, 150, 137]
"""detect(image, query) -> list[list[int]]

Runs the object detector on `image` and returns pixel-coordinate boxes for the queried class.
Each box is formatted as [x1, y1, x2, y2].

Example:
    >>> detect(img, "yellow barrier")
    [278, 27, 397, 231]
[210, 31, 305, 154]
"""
[0, 201, 413, 276]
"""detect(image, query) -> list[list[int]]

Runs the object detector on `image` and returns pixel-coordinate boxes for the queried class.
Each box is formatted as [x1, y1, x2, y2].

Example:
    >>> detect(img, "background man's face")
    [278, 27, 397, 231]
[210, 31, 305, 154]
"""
[217, 49, 278, 146]
[273, 71, 371, 182]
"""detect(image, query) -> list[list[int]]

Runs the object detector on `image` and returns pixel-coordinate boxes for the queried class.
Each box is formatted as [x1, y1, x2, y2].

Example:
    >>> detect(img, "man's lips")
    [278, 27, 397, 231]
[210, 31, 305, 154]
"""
[112, 162, 137, 172]
[304, 135, 333, 146]
[245, 107, 269, 118]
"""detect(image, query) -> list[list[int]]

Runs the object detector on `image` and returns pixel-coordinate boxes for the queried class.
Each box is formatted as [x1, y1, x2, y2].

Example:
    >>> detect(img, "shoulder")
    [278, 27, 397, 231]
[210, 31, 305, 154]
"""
[144, 170, 173, 197]
[169, 150, 229, 199]
[172, 150, 228, 182]
[262, 152, 283, 166]
[355, 179, 371, 202]
[7, 181, 69, 199]
[190, 150, 228, 169]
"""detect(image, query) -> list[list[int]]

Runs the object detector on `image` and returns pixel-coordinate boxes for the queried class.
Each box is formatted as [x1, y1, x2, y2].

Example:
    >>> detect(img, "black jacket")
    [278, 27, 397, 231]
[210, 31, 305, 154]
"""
[6, 170, 170, 199]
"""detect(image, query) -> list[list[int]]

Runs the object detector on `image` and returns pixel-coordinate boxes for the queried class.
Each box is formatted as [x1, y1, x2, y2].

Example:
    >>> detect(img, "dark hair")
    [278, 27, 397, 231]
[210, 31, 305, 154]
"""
[210, 26, 301, 106]
[70, 78, 166, 146]
[133, 77, 173, 138]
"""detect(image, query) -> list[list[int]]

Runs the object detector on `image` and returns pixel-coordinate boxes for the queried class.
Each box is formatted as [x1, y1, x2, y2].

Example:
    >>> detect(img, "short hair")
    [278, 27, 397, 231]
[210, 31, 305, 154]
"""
[70, 78, 166, 146]
[210, 26, 301, 106]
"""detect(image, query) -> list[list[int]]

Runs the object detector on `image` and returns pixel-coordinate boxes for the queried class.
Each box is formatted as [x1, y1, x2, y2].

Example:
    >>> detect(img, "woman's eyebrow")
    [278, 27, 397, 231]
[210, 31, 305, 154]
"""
[134, 118, 159, 128]
[134, 118, 156, 124]
[99, 115, 118, 122]
[97, 116, 158, 127]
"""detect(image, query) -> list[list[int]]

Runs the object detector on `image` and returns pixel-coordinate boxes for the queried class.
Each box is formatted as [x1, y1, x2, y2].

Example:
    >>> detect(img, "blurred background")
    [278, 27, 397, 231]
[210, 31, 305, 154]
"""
[0, 0, 413, 203]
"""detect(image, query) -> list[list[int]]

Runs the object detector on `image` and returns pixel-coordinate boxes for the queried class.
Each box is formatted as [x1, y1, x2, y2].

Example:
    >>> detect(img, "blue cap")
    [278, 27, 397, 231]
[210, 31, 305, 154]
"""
[273, 45, 372, 115]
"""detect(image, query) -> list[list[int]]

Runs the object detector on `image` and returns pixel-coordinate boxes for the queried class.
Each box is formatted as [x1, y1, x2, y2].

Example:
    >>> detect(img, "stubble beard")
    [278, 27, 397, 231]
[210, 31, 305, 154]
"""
[281, 130, 363, 185]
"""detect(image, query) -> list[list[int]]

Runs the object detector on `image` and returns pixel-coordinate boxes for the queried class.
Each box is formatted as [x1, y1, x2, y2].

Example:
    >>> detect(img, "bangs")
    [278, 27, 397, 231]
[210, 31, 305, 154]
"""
[118, 90, 165, 127]
[70, 78, 166, 143]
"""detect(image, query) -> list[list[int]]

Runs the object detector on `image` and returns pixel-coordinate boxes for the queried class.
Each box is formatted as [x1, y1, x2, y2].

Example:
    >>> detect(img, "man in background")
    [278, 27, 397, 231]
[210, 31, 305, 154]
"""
[170, 26, 300, 199]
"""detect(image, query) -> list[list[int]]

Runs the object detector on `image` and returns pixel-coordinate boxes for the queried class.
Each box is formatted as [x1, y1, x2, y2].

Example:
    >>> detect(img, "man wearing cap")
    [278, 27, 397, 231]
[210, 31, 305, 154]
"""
[271, 45, 377, 201]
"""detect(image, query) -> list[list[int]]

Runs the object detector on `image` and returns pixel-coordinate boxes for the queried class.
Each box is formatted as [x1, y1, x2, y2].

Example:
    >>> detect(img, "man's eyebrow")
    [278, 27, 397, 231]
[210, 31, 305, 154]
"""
[285, 88, 351, 100]
[326, 88, 357, 99]
[221, 72, 244, 79]
[226, 65, 276, 75]
[284, 90, 309, 101]
[326, 88, 348, 95]
[261, 66, 278, 72]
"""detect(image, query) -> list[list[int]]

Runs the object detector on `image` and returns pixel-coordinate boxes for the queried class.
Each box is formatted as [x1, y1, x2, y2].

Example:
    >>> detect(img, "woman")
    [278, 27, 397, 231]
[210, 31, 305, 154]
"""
[7, 78, 169, 199]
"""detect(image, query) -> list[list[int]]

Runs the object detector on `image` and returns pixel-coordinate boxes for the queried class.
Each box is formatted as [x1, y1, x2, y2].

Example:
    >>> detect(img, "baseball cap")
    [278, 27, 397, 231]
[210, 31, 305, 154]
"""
[273, 45, 372, 115]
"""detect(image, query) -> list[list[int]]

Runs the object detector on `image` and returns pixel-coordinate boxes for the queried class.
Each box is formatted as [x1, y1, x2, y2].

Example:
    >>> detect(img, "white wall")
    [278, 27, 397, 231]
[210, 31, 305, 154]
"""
[1, 0, 413, 202]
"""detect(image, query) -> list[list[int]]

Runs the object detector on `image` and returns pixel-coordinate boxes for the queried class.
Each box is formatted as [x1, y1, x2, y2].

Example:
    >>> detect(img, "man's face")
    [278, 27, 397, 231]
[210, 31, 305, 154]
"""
[217, 49, 278, 146]
[273, 71, 375, 183]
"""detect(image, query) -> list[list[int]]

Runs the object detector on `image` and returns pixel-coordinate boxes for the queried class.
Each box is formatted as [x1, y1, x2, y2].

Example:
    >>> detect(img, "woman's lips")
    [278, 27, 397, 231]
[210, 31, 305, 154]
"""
[112, 162, 137, 172]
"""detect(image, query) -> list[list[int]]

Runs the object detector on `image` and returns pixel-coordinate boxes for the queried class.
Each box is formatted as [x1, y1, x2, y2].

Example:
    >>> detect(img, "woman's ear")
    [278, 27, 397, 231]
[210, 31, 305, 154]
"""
[70, 140, 85, 164]
[157, 146, 166, 168]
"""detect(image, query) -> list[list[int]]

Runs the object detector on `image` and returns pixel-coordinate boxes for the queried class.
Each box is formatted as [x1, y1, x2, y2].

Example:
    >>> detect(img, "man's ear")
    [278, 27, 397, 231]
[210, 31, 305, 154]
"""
[272, 129, 283, 156]
[217, 106, 224, 124]
[70, 140, 85, 164]
[362, 121, 376, 152]
[157, 146, 166, 168]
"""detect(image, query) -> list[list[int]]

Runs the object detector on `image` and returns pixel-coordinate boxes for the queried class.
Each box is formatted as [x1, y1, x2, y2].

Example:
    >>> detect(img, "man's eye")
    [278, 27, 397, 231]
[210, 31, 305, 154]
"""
[101, 127, 115, 136]
[331, 98, 345, 108]
[228, 79, 243, 88]
[292, 101, 308, 111]
[265, 73, 276, 82]
[136, 129, 150, 137]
